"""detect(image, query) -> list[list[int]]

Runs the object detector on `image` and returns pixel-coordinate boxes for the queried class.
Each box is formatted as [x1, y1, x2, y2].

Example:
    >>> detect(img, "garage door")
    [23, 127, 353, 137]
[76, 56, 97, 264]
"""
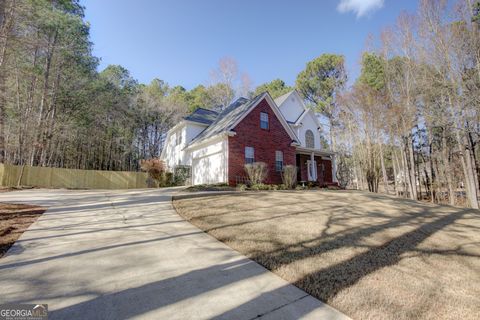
[192, 152, 225, 185]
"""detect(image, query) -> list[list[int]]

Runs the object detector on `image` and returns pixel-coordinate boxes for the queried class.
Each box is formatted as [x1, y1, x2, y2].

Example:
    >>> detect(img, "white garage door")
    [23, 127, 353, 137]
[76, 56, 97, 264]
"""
[192, 152, 225, 185]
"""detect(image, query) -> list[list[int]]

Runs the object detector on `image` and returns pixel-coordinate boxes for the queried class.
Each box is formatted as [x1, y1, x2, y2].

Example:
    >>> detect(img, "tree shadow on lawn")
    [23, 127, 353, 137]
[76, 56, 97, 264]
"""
[289, 209, 473, 302]
[6, 191, 479, 319]
[50, 193, 477, 320]
[180, 191, 480, 314]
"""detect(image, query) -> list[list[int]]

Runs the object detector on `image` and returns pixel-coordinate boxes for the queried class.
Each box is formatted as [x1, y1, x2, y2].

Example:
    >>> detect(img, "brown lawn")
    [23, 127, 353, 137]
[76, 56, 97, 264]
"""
[0, 203, 46, 257]
[173, 190, 480, 320]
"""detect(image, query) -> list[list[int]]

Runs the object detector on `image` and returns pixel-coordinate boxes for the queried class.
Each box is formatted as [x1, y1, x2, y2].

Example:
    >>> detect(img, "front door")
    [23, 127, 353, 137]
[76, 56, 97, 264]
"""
[307, 160, 317, 181]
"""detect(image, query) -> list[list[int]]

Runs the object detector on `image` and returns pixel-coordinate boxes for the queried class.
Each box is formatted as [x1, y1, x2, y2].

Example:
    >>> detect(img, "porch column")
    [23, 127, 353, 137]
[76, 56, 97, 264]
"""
[310, 152, 316, 181]
[332, 154, 337, 183]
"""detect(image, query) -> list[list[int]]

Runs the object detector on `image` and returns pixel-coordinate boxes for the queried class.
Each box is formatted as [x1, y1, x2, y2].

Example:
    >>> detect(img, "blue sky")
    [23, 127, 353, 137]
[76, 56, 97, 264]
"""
[81, 0, 418, 89]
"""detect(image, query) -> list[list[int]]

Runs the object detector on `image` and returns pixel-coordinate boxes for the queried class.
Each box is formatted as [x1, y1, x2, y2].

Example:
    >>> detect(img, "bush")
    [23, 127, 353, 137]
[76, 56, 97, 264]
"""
[281, 165, 297, 189]
[250, 183, 271, 191]
[277, 184, 287, 190]
[237, 184, 247, 191]
[185, 183, 233, 192]
[164, 172, 174, 187]
[140, 158, 167, 187]
[244, 162, 268, 185]
[174, 165, 191, 185]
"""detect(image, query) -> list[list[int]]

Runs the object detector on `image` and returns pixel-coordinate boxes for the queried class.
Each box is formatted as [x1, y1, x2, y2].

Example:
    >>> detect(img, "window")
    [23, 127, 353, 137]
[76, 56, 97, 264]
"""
[275, 151, 283, 172]
[245, 147, 254, 164]
[176, 132, 182, 146]
[305, 130, 314, 148]
[260, 112, 269, 129]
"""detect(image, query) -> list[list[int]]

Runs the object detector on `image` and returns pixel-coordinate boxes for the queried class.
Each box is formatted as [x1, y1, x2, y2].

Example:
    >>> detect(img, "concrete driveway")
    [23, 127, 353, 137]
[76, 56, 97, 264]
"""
[0, 189, 348, 319]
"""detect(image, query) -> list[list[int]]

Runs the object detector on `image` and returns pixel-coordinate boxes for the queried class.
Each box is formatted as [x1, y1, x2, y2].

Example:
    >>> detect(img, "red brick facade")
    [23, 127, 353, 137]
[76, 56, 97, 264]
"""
[296, 154, 333, 185]
[228, 98, 296, 185]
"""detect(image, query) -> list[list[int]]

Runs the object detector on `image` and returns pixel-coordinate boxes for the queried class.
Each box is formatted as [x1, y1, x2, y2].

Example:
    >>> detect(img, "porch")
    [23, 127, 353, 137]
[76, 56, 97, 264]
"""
[295, 147, 336, 186]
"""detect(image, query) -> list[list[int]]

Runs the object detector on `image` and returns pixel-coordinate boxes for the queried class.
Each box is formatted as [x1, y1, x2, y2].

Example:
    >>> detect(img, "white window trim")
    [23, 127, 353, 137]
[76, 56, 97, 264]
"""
[260, 112, 269, 129]
[245, 146, 254, 164]
[176, 131, 183, 146]
[275, 151, 283, 171]
[305, 130, 315, 149]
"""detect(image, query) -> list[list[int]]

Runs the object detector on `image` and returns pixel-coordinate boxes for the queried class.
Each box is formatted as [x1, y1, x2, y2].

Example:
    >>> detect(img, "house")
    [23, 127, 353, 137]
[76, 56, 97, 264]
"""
[160, 90, 337, 186]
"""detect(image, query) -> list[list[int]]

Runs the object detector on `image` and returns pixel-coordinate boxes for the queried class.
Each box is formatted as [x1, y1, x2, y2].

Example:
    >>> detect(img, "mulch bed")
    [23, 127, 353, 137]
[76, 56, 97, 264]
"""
[0, 203, 46, 257]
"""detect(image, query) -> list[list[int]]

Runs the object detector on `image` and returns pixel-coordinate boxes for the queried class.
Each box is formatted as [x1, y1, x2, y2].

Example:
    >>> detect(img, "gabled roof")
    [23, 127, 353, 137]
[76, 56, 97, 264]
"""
[293, 109, 308, 125]
[275, 90, 324, 129]
[186, 95, 263, 148]
[186, 92, 299, 149]
[273, 90, 295, 106]
[184, 108, 218, 125]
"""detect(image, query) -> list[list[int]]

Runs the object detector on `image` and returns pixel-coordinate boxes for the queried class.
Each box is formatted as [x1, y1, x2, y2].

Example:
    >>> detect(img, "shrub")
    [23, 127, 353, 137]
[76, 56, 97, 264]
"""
[250, 183, 270, 191]
[174, 165, 191, 185]
[244, 162, 268, 185]
[281, 165, 297, 189]
[164, 172, 174, 187]
[185, 183, 233, 192]
[140, 158, 167, 187]
[277, 184, 287, 190]
[237, 184, 247, 191]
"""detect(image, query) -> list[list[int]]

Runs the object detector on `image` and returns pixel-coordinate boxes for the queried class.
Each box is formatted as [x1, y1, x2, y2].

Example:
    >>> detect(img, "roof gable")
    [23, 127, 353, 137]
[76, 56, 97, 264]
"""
[186, 93, 299, 149]
[230, 93, 299, 144]
[274, 90, 306, 123]
[273, 90, 294, 106]
[186, 95, 263, 148]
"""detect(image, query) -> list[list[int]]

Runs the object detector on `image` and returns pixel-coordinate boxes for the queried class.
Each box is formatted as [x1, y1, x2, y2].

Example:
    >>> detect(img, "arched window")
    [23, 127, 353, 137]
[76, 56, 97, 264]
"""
[305, 130, 315, 148]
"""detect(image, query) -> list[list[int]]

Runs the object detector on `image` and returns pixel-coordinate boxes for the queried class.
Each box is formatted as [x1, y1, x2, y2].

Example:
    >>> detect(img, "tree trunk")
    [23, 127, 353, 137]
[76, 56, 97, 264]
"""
[427, 134, 436, 203]
[407, 134, 418, 200]
[460, 133, 479, 208]
[31, 31, 57, 166]
[392, 147, 400, 197]
[440, 129, 455, 206]
[0, 67, 5, 163]
[0, 0, 15, 163]
[379, 141, 389, 194]
[401, 138, 414, 200]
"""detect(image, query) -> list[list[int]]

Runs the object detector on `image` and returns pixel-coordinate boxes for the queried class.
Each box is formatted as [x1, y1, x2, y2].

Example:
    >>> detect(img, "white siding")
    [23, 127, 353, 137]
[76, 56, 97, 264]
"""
[185, 122, 207, 143]
[161, 121, 208, 170]
[190, 137, 228, 185]
[277, 93, 304, 123]
[276, 91, 325, 150]
[297, 111, 322, 149]
[162, 124, 191, 169]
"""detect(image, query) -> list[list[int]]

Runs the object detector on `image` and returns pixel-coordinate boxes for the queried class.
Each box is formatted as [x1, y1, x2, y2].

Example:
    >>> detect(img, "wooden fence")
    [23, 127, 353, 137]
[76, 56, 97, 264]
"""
[0, 163, 149, 189]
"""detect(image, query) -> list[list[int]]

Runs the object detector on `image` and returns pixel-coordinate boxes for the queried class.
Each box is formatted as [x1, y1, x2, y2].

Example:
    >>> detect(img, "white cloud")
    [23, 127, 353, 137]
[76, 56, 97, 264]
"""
[337, 0, 385, 18]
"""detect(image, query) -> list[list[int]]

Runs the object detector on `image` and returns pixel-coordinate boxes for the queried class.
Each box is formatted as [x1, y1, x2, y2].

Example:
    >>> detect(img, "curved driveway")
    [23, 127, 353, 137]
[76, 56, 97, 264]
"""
[0, 189, 349, 319]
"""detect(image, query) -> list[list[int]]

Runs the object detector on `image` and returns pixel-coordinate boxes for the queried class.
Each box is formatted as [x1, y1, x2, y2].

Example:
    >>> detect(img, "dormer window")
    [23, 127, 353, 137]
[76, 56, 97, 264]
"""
[305, 130, 314, 148]
[260, 112, 269, 130]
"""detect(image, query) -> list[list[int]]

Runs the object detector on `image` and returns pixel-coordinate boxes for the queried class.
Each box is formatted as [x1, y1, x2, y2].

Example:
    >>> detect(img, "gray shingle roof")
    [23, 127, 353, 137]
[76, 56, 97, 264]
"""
[184, 108, 219, 125]
[186, 93, 266, 147]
